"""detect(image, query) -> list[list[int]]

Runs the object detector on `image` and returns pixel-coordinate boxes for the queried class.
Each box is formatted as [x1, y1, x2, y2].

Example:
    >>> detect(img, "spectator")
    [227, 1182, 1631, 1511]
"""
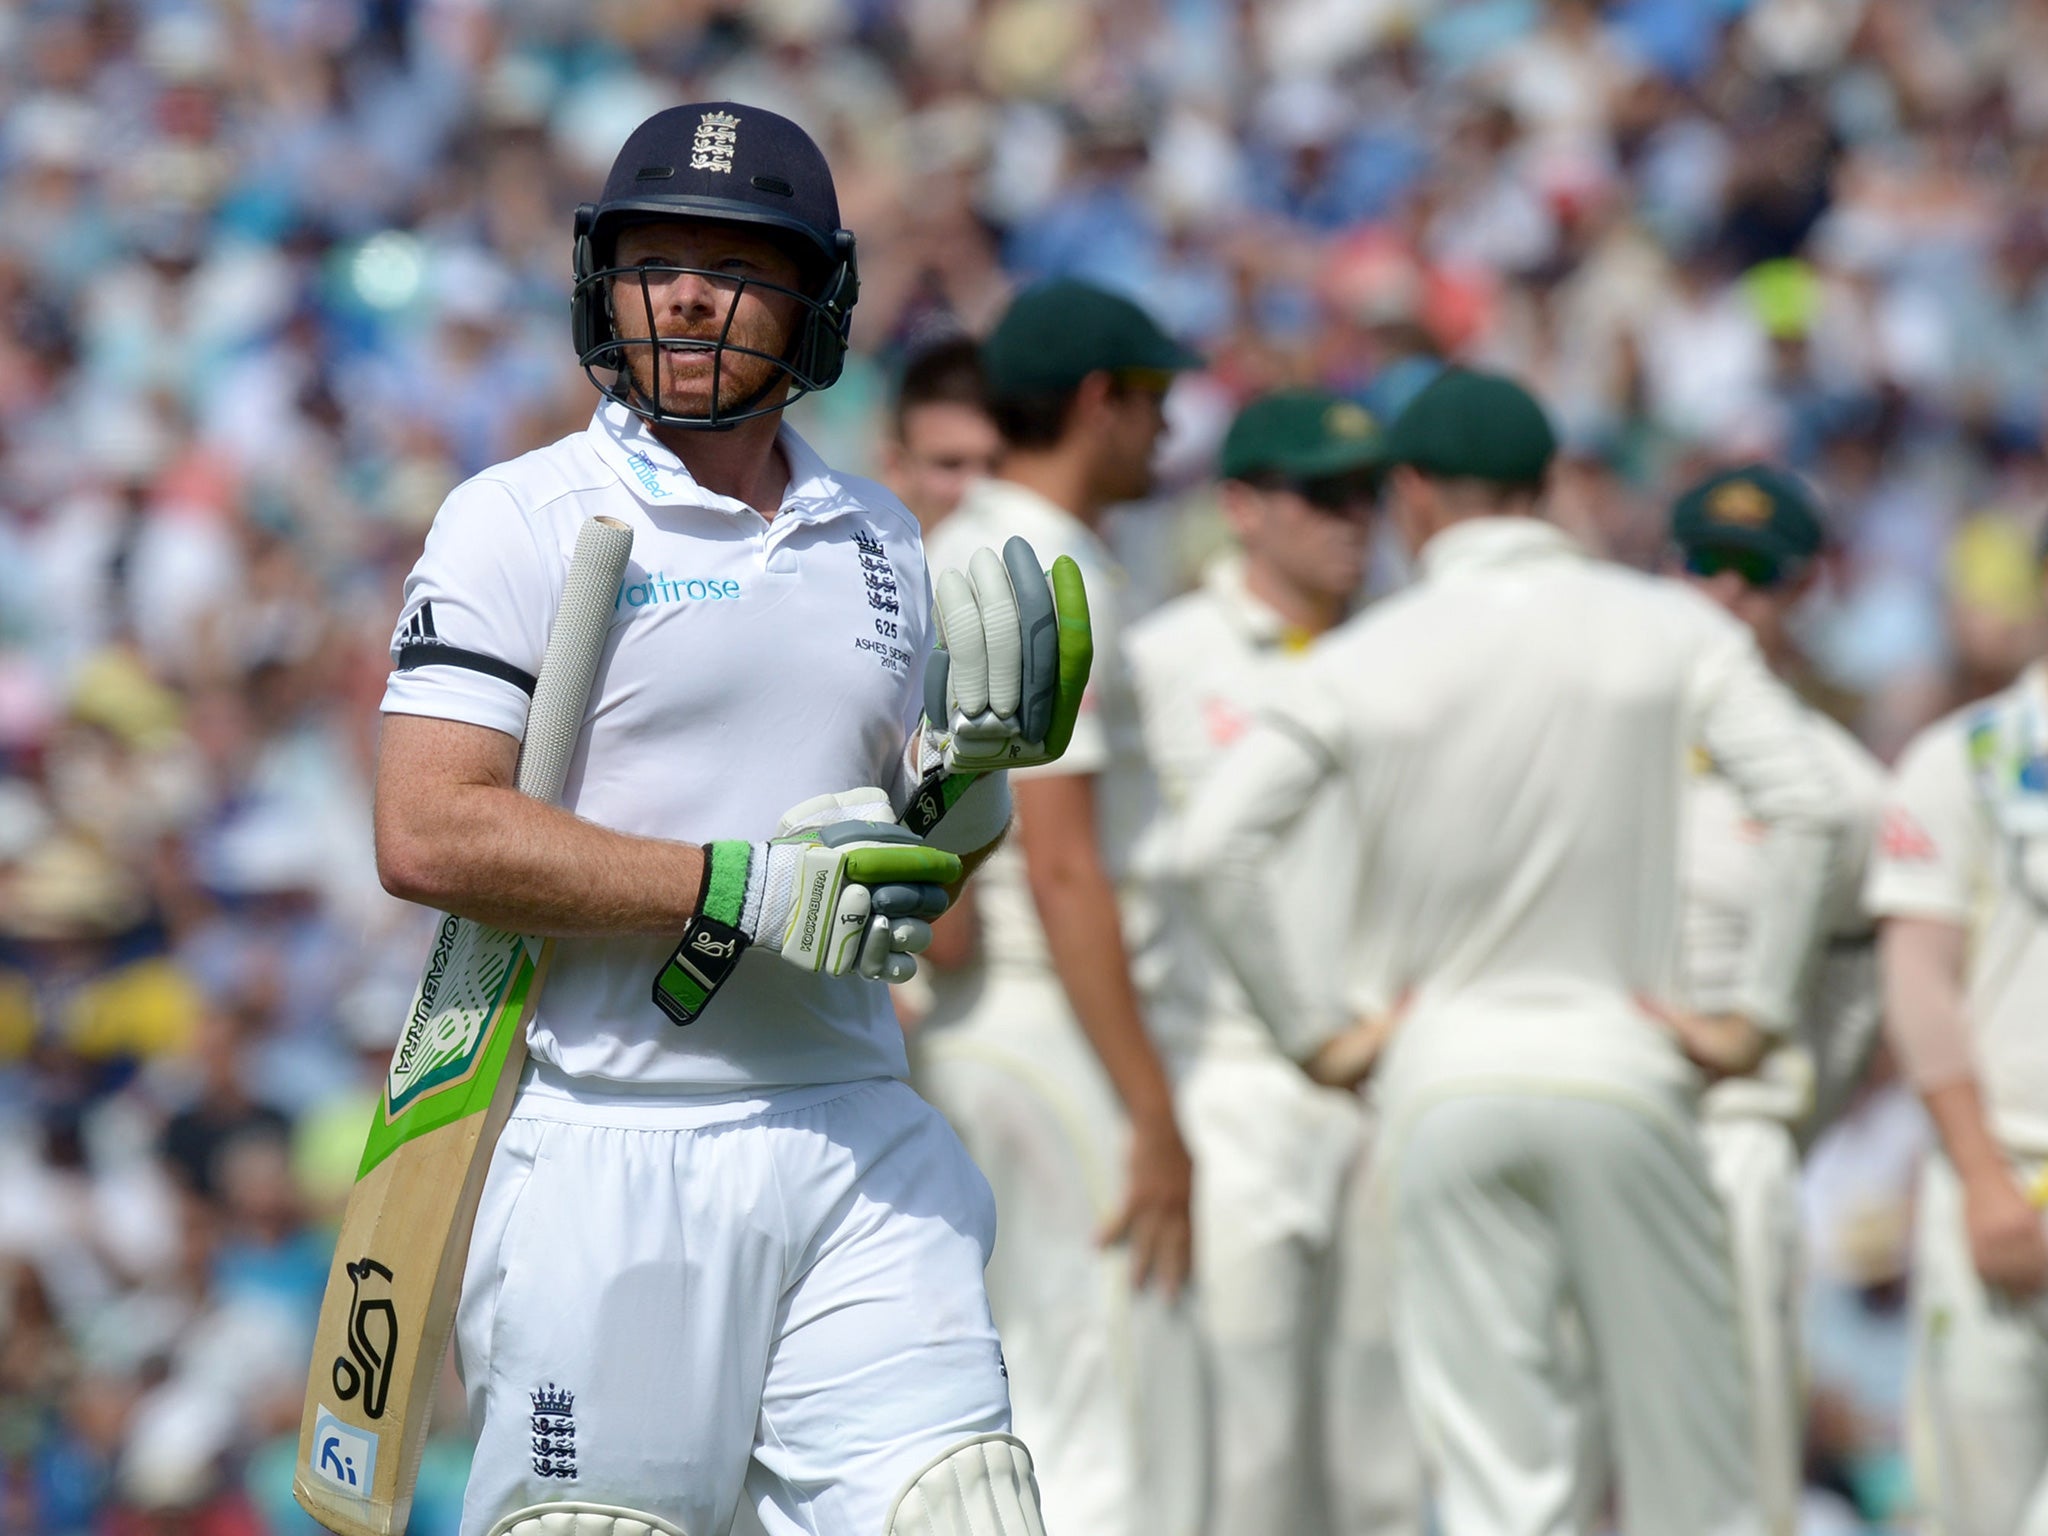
[881, 334, 1002, 533]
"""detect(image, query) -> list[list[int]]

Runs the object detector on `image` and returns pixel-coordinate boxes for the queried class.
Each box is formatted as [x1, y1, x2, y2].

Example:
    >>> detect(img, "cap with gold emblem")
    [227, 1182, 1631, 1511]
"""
[1218, 389, 1384, 484]
[1380, 366, 1557, 487]
[1669, 464, 1825, 587]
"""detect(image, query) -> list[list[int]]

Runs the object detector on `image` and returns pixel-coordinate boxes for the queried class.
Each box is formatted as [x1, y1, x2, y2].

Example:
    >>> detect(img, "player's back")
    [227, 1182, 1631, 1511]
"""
[1307, 519, 1763, 1106]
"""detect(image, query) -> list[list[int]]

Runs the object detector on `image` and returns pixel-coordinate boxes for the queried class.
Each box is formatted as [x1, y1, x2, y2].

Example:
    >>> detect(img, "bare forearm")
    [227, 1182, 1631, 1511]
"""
[378, 779, 706, 938]
[1880, 916, 1978, 1091]
[1033, 862, 1175, 1126]
[922, 886, 979, 972]
[1883, 918, 2008, 1178]
[1924, 1079, 2010, 1184]
[954, 825, 1007, 890]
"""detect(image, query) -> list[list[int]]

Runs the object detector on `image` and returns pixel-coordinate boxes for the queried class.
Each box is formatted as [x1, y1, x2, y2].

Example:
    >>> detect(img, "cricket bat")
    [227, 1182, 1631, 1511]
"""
[295, 514, 634, 1536]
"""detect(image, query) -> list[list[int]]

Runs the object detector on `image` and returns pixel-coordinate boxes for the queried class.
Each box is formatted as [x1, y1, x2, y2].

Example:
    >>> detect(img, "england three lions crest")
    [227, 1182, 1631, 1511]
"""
[530, 1383, 578, 1480]
[692, 110, 740, 174]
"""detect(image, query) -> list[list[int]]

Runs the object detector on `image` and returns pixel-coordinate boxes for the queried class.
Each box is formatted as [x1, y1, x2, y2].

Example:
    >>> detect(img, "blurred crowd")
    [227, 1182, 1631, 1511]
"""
[3, 0, 2044, 1528]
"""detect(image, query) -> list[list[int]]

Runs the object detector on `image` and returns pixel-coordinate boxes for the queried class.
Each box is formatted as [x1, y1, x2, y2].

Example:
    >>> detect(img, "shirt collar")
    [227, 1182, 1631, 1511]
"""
[1202, 554, 1297, 649]
[1417, 515, 1584, 583]
[584, 400, 842, 522]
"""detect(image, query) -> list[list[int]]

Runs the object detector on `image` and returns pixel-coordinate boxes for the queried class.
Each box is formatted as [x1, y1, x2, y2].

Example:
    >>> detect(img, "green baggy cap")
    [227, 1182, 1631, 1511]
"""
[1218, 390, 1384, 482]
[981, 279, 1203, 399]
[1670, 464, 1825, 579]
[1382, 366, 1558, 486]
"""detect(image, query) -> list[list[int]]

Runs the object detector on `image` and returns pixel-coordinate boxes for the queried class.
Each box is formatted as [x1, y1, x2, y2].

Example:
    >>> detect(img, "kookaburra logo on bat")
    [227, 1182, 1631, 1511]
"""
[332, 1258, 399, 1420]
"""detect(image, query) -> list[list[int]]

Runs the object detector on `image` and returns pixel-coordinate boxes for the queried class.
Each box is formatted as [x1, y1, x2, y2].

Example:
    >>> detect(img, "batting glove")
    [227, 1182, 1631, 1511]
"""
[903, 538, 1092, 842]
[653, 789, 960, 1025]
[928, 538, 1092, 772]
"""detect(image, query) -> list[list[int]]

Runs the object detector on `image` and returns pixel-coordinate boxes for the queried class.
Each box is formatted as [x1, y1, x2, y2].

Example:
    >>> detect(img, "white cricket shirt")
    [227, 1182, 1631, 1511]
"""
[1685, 710, 1884, 1126]
[380, 400, 931, 1091]
[924, 478, 1161, 981]
[1866, 664, 2048, 1153]
[1188, 517, 1848, 1130]
[1128, 556, 1354, 1053]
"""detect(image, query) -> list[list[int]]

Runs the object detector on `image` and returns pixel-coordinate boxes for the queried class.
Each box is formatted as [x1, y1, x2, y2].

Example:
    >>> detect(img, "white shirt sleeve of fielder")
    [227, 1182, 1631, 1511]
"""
[1820, 727, 1888, 936]
[1181, 665, 1349, 1059]
[380, 476, 555, 741]
[1807, 726, 1890, 1131]
[1688, 625, 1845, 1034]
[1866, 722, 1982, 924]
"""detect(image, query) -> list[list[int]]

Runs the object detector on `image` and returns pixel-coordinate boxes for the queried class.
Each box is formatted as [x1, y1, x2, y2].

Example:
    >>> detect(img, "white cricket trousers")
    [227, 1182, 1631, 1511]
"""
[1909, 1153, 2048, 1536]
[1174, 1042, 1423, 1536]
[915, 974, 1208, 1536]
[1389, 1091, 1762, 1536]
[1700, 1115, 1803, 1536]
[454, 1069, 1014, 1536]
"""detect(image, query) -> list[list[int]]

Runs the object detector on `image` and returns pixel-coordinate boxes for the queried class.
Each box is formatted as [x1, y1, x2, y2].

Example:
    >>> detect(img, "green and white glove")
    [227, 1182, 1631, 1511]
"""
[905, 537, 1093, 840]
[653, 789, 960, 1025]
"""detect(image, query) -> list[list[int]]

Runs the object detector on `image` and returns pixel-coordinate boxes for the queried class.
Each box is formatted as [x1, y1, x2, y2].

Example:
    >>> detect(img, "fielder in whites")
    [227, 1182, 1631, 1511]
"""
[1184, 368, 1856, 1536]
[916, 279, 1204, 1536]
[1127, 389, 1422, 1536]
[375, 103, 1080, 1536]
[1661, 466, 1884, 1534]
[1869, 556, 2048, 1536]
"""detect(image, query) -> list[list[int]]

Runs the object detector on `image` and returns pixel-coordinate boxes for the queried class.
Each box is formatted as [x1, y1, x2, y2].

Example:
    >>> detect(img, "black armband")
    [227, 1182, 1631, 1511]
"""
[395, 604, 538, 695]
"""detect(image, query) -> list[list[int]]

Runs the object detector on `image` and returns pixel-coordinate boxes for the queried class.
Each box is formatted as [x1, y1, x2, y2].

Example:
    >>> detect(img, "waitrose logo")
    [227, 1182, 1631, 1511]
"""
[617, 573, 744, 610]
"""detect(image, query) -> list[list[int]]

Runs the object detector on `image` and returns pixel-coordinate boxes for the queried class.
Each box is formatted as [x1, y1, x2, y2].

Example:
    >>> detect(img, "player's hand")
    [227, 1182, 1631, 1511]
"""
[654, 791, 959, 1024]
[921, 538, 1092, 776]
[1303, 996, 1409, 1089]
[1637, 996, 1772, 1081]
[1963, 1166, 2048, 1297]
[753, 789, 959, 981]
[1098, 1109, 1194, 1300]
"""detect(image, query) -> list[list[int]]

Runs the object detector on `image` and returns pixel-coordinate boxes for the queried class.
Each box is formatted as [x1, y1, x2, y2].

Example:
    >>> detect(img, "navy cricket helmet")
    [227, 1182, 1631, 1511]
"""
[570, 102, 860, 430]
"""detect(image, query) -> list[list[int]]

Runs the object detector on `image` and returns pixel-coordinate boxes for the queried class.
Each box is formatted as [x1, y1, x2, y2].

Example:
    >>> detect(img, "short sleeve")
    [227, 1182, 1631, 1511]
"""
[379, 476, 556, 741]
[1865, 722, 1984, 924]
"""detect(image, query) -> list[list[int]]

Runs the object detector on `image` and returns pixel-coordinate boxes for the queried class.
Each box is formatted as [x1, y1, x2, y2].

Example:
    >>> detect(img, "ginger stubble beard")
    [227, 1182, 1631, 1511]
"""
[609, 269, 802, 422]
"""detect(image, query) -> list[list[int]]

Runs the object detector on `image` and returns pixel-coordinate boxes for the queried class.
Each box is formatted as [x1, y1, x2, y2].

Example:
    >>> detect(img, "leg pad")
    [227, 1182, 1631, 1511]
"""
[886, 1433, 1048, 1536]
[485, 1501, 688, 1536]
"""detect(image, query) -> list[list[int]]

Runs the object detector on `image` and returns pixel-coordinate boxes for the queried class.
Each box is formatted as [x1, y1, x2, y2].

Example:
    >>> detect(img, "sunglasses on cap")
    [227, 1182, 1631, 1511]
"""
[1294, 468, 1381, 519]
[1683, 545, 1788, 589]
[1111, 366, 1178, 395]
